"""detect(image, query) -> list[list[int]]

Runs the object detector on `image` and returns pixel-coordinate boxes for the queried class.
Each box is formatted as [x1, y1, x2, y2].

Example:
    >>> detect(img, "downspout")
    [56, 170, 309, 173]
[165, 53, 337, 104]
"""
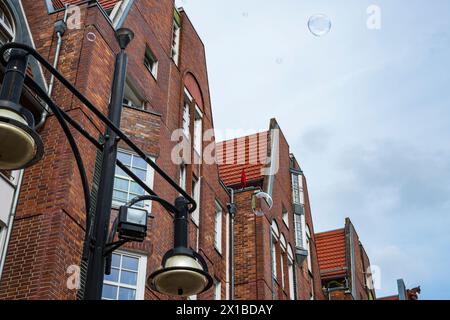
[36, 4, 69, 129]
[0, 170, 24, 280]
[227, 188, 236, 300]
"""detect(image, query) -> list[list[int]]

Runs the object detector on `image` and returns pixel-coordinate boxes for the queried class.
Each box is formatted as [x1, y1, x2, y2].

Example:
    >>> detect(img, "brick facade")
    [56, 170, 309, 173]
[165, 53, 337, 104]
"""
[0, 0, 228, 300]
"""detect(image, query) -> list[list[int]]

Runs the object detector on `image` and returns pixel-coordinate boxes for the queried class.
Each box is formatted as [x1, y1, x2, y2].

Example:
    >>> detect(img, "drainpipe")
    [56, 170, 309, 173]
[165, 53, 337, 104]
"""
[227, 188, 236, 300]
[0, 170, 24, 280]
[36, 5, 69, 129]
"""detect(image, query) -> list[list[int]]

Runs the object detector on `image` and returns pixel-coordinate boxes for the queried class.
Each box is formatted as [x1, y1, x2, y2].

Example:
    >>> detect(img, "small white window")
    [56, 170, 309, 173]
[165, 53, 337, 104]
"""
[171, 12, 181, 65]
[179, 164, 186, 191]
[214, 201, 223, 254]
[191, 176, 200, 226]
[102, 251, 147, 300]
[144, 47, 158, 79]
[182, 99, 191, 139]
[113, 150, 155, 211]
[193, 106, 203, 156]
[306, 226, 312, 273]
[282, 208, 289, 227]
[292, 174, 304, 205]
[288, 246, 295, 300]
[214, 279, 222, 300]
[270, 236, 278, 280]
[294, 213, 303, 249]
[280, 249, 285, 289]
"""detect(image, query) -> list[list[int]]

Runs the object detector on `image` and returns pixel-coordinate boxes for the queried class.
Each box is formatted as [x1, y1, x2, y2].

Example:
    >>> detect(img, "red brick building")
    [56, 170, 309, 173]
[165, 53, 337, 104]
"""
[216, 119, 325, 300]
[315, 218, 376, 300]
[0, 0, 231, 300]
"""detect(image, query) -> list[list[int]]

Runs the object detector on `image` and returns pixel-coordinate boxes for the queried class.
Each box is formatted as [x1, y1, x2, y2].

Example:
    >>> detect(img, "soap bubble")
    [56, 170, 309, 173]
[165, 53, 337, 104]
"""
[308, 14, 332, 37]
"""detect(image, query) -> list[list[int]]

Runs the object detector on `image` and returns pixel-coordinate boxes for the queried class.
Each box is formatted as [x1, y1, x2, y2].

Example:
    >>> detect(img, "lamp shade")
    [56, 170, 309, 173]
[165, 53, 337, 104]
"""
[148, 249, 213, 297]
[0, 103, 43, 170]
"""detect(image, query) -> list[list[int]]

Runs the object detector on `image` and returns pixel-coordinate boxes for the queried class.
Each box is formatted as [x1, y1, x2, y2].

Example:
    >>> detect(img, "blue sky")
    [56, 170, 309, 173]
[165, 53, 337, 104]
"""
[176, 0, 450, 299]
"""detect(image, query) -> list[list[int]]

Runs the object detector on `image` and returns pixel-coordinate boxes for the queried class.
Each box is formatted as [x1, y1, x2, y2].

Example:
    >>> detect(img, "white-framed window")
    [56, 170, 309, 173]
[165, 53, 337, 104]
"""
[214, 279, 222, 300]
[287, 246, 295, 300]
[191, 176, 200, 226]
[194, 106, 203, 156]
[280, 235, 286, 290]
[179, 163, 186, 191]
[113, 150, 155, 211]
[0, 3, 14, 46]
[292, 174, 304, 205]
[282, 207, 289, 228]
[306, 226, 312, 273]
[123, 81, 145, 110]
[214, 201, 223, 254]
[102, 251, 147, 300]
[182, 91, 191, 139]
[171, 10, 181, 65]
[144, 46, 158, 79]
[270, 221, 279, 281]
[294, 213, 303, 249]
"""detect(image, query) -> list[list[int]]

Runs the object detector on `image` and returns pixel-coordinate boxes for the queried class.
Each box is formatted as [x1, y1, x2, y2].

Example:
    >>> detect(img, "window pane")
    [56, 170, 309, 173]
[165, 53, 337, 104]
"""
[118, 152, 132, 166]
[115, 166, 128, 177]
[104, 268, 119, 282]
[119, 287, 136, 300]
[111, 254, 121, 268]
[114, 178, 129, 191]
[102, 284, 118, 300]
[113, 190, 128, 203]
[122, 256, 139, 271]
[133, 157, 147, 169]
[120, 270, 138, 286]
[130, 182, 144, 195]
[132, 168, 147, 181]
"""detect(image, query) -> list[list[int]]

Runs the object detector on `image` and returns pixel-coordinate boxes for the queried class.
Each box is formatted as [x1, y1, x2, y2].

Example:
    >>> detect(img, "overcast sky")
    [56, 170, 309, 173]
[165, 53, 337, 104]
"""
[176, 0, 450, 299]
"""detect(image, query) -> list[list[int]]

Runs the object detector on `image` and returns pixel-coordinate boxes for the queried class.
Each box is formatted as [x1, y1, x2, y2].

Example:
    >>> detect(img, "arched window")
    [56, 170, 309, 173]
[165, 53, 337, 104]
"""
[0, 3, 14, 45]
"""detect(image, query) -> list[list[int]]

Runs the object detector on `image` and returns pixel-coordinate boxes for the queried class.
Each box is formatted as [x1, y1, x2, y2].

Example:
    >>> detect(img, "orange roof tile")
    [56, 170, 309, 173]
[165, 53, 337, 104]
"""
[315, 228, 347, 279]
[52, 0, 119, 11]
[217, 131, 269, 187]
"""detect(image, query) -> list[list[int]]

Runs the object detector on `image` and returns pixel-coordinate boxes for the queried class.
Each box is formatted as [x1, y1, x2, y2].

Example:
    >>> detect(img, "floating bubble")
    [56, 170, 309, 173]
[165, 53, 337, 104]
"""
[308, 14, 332, 37]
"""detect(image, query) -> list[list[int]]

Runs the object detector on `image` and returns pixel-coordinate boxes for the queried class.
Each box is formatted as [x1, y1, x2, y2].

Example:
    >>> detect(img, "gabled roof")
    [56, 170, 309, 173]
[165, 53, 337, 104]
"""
[52, 0, 119, 11]
[315, 228, 347, 280]
[217, 131, 269, 187]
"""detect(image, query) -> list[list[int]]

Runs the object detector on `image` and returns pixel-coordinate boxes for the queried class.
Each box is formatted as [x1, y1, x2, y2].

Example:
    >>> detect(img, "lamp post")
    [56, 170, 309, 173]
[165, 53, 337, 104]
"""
[0, 29, 211, 300]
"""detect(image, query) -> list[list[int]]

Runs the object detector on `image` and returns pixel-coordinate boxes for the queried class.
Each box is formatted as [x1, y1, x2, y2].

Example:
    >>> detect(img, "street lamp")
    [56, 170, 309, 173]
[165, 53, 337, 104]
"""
[148, 197, 213, 297]
[0, 28, 210, 300]
[0, 49, 43, 170]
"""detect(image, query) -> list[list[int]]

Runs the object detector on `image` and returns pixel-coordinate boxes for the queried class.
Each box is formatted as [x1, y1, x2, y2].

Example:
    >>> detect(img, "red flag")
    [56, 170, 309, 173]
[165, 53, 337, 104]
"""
[241, 169, 247, 189]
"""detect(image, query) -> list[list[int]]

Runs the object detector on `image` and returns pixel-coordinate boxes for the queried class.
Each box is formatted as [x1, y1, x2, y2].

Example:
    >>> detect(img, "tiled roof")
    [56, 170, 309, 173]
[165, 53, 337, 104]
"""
[217, 131, 269, 187]
[315, 228, 347, 279]
[52, 0, 119, 11]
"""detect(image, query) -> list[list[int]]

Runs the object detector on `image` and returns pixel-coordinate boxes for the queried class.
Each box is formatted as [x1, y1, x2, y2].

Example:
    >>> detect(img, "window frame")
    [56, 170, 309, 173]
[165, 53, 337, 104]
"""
[0, 3, 14, 45]
[182, 89, 192, 140]
[282, 207, 289, 228]
[191, 176, 201, 226]
[144, 46, 158, 80]
[113, 149, 155, 212]
[193, 105, 203, 157]
[214, 200, 223, 254]
[306, 225, 312, 273]
[214, 279, 222, 300]
[102, 250, 147, 300]
[179, 163, 187, 191]
[287, 245, 295, 300]
[171, 14, 181, 65]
